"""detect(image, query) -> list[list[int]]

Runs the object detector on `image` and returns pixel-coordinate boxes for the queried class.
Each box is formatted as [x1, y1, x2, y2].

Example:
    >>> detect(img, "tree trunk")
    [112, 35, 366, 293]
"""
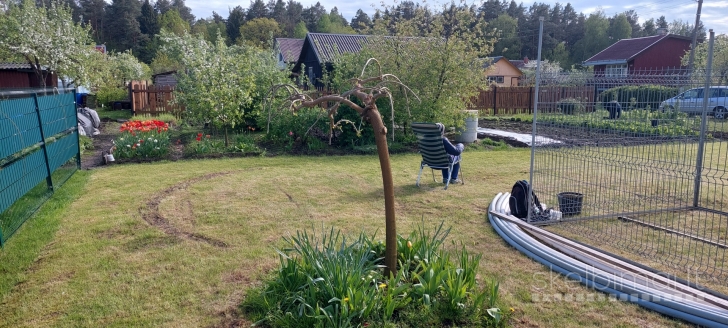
[224, 126, 229, 148]
[365, 106, 397, 277]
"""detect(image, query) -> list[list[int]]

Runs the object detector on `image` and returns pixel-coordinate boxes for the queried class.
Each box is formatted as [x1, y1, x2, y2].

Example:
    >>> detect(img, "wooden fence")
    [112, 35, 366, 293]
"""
[468, 86, 596, 115]
[129, 81, 183, 116]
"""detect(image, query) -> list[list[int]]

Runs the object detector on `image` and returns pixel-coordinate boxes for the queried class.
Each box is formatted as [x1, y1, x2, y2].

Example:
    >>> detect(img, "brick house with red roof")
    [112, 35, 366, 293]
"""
[583, 33, 692, 76]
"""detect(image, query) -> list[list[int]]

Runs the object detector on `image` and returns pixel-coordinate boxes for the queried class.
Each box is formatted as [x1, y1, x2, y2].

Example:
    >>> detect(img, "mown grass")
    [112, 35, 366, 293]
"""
[0, 150, 693, 327]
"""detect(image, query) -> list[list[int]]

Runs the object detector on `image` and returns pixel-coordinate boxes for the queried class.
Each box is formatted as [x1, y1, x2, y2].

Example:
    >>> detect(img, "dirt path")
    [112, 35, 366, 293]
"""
[81, 120, 118, 169]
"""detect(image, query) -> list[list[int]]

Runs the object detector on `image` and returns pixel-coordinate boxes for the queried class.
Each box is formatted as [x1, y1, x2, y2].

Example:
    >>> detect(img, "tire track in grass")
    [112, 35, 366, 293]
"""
[140, 171, 247, 248]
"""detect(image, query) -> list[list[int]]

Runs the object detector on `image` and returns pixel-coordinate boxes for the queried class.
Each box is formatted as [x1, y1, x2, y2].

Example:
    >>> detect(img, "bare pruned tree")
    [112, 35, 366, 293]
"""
[267, 58, 418, 276]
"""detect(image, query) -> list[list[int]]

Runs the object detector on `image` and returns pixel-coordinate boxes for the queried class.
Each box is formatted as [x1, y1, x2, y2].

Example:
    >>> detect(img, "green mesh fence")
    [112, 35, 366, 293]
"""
[0, 90, 80, 246]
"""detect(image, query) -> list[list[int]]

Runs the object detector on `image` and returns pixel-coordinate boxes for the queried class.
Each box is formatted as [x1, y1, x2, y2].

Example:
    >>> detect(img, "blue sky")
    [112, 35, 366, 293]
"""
[185, 0, 728, 35]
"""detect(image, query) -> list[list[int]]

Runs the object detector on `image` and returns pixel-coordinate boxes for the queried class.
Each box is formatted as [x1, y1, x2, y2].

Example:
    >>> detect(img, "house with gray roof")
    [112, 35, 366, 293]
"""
[292, 33, 373, 87]
[274, 38, 304, 69]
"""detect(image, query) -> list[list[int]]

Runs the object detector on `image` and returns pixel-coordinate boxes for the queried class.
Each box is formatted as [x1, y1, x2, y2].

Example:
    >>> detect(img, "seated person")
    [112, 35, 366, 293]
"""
[436, 123, 465, 184]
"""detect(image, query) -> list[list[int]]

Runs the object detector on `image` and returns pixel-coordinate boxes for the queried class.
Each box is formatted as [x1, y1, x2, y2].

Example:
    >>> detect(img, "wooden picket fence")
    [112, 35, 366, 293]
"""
[129, 81, 184, 117]
[468, 86, 595, 116]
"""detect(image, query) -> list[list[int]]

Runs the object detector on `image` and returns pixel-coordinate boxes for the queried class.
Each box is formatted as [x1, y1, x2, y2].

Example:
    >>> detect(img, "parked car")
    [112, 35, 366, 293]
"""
[660, 86, 728, 119]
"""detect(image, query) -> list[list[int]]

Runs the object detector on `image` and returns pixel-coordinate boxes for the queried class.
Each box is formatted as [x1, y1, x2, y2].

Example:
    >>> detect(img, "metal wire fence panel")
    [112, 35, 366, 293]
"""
[0, 89, 79, 246]
[0, 97, 40, 159]
[529, 65, 728, 284]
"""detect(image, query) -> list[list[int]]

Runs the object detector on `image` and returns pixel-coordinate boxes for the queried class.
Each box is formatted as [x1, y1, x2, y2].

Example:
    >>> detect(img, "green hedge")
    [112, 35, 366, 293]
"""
[557, 98, 585, 115]
[599, 85, 679, 111]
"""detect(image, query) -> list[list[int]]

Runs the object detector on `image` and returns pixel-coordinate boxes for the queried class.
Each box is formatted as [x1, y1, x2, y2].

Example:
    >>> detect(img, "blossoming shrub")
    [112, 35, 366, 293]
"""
[113, 120, 170, 159]
[242, 222, 510, 327]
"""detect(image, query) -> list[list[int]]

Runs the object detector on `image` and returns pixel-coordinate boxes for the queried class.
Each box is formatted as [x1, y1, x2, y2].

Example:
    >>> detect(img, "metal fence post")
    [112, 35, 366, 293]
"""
[528, 16, 545, 223]
[692, 30, 715, 208]
[74, 88, 81, 169]
[33, 93, 54, 191]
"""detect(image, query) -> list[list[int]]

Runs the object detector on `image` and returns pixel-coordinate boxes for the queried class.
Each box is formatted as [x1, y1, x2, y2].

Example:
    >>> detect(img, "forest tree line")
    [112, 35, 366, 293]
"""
[4, 0, 707, 73]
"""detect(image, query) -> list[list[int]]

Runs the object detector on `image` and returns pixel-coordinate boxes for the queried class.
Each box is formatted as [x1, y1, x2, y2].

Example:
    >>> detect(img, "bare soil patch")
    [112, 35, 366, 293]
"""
[80, 120, 117, 169]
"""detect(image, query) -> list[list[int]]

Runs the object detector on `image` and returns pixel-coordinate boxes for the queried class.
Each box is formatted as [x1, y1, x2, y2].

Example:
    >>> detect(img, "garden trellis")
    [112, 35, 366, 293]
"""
[528, 32, 728, 284]
[0, 89, 80, 246]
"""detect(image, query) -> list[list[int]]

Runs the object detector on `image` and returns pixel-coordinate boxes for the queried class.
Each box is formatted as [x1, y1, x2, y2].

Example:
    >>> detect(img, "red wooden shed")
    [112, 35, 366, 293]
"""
[0, 63, 58, 88]
[583, 33, 692, 76]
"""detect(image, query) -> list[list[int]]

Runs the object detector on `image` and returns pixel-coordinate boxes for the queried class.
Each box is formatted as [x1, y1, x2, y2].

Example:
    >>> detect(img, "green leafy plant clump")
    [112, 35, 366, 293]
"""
[242, 223, 510, 328]
[538, 109, 698, 137]
[557, 98, 585, 115]
[185, 132, 264, 156]
[95, 86, 128, 108]
[598, 85, 679, 111]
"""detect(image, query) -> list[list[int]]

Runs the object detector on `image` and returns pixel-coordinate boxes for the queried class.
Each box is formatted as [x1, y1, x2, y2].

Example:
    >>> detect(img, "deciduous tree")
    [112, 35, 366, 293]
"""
[489, 14, 521, 59]
[239, 17, 280, 49]
[159, 9, 190, 36]
[270, 59, 417, 276]
[161, 31, 288, 145]
[683, 34, 728, 84]
[0, 0, 95, 87]
[609, 13, 632, 41]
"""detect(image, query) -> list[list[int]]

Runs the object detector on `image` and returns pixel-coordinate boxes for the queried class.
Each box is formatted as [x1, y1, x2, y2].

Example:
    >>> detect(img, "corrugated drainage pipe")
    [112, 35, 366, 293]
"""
[488, 192, 728, 327]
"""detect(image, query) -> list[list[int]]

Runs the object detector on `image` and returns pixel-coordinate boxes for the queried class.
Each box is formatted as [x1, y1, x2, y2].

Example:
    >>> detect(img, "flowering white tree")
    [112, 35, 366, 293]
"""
[161, 30, 288, 145]
[0, 0, 96, 87]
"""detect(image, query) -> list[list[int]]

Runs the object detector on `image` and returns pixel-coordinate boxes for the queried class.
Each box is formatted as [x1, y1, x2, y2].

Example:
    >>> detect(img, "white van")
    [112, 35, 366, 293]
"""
[660, 86, 728, 119]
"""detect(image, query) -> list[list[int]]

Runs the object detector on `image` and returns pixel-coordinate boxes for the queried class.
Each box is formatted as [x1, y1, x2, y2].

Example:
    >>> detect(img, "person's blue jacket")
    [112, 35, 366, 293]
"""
[443, 138, 464, 158]
[435, 122, 464, 181]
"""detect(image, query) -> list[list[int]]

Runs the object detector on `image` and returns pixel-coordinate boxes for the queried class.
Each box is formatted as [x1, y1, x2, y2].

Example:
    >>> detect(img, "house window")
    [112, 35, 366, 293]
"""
[488, 76, 504, 83]
[604, 64, 627, 77]
[308, 67, 315, 82]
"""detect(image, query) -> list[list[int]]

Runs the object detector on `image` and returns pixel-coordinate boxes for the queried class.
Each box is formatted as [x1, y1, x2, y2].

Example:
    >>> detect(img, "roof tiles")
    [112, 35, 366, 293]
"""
[583, 34, 691, 64]
[307, 33, 373, 64]
[276, 38, 304, 63]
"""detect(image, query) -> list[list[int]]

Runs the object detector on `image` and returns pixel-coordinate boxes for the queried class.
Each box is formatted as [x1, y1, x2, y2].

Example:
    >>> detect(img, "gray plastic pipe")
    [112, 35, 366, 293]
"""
[488, 193, 728, 327]
[493, 193, 728, 319]
[491, 193, 728, 323]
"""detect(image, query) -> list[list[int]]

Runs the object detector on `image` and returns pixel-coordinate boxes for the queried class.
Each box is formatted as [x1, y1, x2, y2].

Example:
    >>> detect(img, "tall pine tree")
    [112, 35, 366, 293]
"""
[79, 0, 107, 43]
[171, 0, 194, 24]
[139, 0, 159, 35]
[227, 6, 246, 43]
[104, 0, 142, 51]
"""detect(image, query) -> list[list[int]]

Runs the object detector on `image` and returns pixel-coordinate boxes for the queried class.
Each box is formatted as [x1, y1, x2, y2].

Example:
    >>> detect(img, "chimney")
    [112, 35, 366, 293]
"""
[656, 28, 668, 36]
[523, 56, 529, 64]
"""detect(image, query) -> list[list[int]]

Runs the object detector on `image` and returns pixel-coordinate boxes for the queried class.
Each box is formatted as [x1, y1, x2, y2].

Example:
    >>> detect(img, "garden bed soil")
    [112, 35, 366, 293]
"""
[80, 120, 116, 169]
[82, 119, 186, 169]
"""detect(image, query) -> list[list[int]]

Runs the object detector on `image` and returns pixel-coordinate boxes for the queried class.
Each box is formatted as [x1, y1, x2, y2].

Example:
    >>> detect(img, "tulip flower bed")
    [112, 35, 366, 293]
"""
[112, 119, 171, 160]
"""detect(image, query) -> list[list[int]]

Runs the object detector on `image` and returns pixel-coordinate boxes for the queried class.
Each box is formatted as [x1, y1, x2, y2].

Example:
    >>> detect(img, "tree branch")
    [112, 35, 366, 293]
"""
[295, 95, 363, 113]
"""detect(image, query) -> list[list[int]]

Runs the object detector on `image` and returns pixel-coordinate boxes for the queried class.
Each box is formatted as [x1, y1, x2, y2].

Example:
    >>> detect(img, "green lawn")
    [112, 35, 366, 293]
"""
[0, 150, 692, 327]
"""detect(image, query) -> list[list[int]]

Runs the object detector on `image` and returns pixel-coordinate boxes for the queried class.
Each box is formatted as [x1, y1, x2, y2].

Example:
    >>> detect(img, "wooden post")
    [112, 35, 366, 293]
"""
[493, 86, 498, 115]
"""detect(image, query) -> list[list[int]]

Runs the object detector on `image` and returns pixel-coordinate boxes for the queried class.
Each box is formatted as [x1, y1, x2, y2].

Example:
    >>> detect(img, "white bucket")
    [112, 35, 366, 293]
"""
[455, 110, 479, 143]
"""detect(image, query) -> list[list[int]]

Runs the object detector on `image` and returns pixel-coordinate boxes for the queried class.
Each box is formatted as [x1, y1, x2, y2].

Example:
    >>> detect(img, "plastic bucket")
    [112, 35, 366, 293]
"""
[557, 192, 583, 216]
[455, 110, 479, 143]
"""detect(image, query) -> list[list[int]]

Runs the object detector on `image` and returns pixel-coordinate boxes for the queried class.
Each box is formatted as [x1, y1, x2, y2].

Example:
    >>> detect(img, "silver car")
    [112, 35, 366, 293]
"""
[660, 86, 728, 119]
